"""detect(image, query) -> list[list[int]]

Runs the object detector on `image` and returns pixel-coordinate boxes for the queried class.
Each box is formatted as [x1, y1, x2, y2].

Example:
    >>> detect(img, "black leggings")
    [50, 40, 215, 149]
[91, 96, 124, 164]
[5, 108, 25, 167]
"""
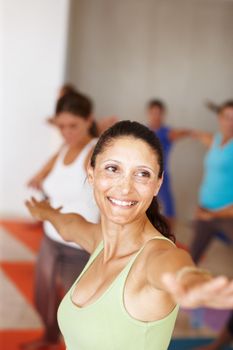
[190, 218, 233, 263]
[190, 219, 233, 339]
[227, 311, 233, 336]
[35, 235, 90, 342]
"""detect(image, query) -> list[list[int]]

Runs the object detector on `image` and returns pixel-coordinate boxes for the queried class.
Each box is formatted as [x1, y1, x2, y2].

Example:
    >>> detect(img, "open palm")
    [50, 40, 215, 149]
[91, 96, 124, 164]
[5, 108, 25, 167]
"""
[163, 273, 233, 309]
[25, 197, 62, 221]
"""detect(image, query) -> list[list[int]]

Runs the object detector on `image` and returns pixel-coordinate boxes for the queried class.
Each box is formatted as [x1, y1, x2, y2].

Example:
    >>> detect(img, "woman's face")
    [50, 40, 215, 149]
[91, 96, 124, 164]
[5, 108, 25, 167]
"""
[88, 137, 163, 225]
[147, 106, 165, 129]
[218, 107, 233, 138]
[55, 112, 91, 145]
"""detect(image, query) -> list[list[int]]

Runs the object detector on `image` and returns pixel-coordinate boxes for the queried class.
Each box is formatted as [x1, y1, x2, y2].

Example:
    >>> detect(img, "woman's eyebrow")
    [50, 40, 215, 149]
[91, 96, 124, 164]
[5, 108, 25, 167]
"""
[102, 160, 156, 173]
[136, 165, 155, 172]
[102, 159, 121, 164]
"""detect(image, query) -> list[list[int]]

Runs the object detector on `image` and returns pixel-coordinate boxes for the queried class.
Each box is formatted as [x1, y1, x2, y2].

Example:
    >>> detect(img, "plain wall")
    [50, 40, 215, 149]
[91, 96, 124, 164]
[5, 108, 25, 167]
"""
[1, 0, 71, 217]
[66, 0, 233, 220]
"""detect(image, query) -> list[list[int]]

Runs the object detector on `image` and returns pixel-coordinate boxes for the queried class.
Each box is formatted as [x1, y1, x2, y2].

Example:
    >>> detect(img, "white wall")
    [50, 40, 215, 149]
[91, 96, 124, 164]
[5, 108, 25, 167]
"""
[1, 0, 70, 217]
[66, 0, 233, 220]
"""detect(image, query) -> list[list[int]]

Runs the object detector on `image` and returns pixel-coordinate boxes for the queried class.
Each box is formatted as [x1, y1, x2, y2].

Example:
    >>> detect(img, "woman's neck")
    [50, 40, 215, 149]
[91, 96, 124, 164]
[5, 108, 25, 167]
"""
[68, 135, 93, 152]
[63, 136, 93, 165]
[221, 133, 233, 146]
[100, 216, 156, 263]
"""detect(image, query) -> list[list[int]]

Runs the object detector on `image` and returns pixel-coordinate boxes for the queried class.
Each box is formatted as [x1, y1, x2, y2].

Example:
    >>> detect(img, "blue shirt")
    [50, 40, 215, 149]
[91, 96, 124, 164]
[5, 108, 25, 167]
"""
[199, 133, 233, 210]
[154, 126, 173, 173]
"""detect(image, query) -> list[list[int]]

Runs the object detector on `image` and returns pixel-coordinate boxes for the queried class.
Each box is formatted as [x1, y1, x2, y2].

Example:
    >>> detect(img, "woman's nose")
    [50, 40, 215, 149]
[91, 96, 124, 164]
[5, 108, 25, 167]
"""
[120, 174, 133, 195]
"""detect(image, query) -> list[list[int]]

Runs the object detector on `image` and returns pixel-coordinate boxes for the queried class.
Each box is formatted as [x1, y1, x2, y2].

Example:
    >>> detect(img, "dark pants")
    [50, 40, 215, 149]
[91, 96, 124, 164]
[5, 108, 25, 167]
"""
[189, 218, 233, 264]
[227, 311, 233, 336]
[35, 235, 90, 342]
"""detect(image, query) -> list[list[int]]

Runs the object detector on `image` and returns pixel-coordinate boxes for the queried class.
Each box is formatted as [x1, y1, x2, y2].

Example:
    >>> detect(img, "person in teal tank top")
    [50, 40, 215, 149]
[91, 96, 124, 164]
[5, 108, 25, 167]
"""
[190, 100, 233, 263]
[26, 121, 233, 350]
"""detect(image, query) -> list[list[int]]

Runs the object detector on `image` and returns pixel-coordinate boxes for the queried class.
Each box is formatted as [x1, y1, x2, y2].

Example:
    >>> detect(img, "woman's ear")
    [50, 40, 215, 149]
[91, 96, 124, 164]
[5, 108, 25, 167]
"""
[154, 173, 163, 196]
[46, 116, 56, 125]
[87, 165, 94, 186]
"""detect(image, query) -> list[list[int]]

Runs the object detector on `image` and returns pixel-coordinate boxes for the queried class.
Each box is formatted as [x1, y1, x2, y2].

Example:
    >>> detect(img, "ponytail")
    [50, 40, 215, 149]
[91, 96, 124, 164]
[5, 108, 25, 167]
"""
[89, 120, 99, 138]
[146, 197, 175, 242]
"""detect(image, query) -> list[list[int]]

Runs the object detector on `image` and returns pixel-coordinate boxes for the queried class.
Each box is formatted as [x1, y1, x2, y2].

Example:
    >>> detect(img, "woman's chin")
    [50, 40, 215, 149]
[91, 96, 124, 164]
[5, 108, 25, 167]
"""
[103, 212, 137, 226]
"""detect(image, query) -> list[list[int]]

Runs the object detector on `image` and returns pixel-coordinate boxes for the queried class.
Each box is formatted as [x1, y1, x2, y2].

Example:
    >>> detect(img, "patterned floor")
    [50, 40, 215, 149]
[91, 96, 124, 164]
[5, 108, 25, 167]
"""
[0, 221, 65, 349]
[0, 220, 232, 349]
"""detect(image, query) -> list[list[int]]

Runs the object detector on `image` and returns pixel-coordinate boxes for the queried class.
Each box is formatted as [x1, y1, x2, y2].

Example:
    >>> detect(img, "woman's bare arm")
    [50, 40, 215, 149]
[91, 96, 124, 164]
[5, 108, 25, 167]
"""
[146, 243, 233, 308]
[25, 198, 101, 253]
[27, 153, 59, 190]
[191, 130, 214, 148]
[168, 129, 192, 141]
[196, 206, 233, 220]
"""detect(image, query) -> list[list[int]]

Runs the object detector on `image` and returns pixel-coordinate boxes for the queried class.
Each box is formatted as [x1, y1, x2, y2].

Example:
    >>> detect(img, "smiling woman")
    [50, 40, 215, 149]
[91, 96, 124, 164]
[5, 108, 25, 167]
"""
[26, 121, 233, 350]
[89, 121, 173, 240]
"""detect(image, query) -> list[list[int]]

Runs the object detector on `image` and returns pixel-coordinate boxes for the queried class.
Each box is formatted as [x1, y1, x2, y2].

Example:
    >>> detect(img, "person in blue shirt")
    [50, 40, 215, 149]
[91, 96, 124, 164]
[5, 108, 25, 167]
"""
[147, 99, 191, 227]
[190, 100, 233, 263]
[190, 100, 233, 350]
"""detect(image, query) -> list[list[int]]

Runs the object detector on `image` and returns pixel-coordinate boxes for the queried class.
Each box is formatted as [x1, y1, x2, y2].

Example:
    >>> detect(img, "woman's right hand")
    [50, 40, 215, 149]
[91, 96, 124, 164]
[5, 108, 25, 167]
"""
[25, 198, 98, 252]
[163, 272, 233, 309]
[189, 130, 213, 148]
[25, 197, 62, 221]
[27, 176, 43, 190]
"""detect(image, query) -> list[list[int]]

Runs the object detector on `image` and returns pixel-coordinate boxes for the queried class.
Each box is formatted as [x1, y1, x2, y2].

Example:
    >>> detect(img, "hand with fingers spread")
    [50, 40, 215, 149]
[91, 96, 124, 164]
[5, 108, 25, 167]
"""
[25, 197, 98, 250]
[25, 197, 62, 222]
[162, 272, 233, 309]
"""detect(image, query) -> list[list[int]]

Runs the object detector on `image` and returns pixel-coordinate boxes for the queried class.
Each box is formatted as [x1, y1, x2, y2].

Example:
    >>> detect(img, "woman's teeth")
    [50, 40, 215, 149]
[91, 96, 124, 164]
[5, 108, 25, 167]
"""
[108, 197, 137, 207]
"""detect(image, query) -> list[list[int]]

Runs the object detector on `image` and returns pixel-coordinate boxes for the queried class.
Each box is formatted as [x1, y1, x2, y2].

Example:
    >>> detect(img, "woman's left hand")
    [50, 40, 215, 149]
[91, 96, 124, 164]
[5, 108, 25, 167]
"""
[195, 207, 213, 221]
[162, 273, 233, 309]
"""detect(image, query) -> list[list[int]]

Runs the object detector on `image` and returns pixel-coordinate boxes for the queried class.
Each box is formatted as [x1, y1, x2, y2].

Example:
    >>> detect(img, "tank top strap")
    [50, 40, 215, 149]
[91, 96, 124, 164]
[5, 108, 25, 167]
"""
[119, 236, 176, 280]
[70, 240, 104, 290]
[88, 240, 104, 265]
[76, 138, 98, 165]
[55, 138, 97, 167]
[80, 240, 104, 274]
[55, 145, 69, 164]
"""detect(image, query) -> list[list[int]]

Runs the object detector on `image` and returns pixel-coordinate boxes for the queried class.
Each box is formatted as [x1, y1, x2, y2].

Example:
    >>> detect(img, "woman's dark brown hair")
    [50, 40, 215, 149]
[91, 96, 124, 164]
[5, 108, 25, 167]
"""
[90, 120, 175, 241]
[55, 91, 98, 137]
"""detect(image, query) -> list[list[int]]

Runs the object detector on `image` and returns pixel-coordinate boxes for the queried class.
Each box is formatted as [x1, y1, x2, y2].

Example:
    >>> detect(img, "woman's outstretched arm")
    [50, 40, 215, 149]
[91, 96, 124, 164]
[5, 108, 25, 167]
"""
[27, 153, 59, 190]
[196, 205, 233, 220]
[25, 198, 101, 253]
[190, 130, 214, 148]
[146, 243, 233, 309]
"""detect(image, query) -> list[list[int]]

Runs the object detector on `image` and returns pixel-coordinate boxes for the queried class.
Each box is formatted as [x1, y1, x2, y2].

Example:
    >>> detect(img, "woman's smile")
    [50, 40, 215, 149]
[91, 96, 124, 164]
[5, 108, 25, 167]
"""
[107, 196, 138, 208]
[87, 136, 163, 225]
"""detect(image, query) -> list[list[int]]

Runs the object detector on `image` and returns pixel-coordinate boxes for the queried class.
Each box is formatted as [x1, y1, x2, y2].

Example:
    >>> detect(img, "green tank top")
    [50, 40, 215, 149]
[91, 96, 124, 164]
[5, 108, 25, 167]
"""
[57, 236, 179, 350]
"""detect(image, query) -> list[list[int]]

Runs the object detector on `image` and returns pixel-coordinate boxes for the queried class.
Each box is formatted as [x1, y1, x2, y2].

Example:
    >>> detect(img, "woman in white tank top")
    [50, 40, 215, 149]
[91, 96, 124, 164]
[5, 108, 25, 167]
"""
[25, 91, 100, 350]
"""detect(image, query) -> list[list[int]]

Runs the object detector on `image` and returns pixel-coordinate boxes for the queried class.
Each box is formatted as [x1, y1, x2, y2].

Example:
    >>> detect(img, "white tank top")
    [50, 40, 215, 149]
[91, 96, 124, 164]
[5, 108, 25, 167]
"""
[42, 139, 99, 248]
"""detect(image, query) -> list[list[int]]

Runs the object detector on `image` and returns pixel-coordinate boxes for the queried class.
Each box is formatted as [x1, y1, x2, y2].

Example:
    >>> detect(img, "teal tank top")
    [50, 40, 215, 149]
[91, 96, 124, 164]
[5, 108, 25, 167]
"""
[199, 133, 233, 210]
[57, 236, 179, 350]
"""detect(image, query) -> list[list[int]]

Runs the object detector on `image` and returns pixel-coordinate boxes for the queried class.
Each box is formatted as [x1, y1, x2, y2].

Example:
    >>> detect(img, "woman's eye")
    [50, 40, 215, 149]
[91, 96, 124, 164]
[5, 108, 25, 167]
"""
[137, 171, 150, 178]
[105, 165, 118, 172]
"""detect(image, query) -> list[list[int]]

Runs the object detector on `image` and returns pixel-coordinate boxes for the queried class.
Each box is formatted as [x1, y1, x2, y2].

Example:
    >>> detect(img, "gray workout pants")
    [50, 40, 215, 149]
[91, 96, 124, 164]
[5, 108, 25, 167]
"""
[190, 218, 233, 264]
[35, 235, 90, 342]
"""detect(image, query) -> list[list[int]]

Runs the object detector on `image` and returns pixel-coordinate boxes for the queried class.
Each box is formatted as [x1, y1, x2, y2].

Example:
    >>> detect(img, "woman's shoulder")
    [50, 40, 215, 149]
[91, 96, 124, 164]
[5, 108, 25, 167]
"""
[138, 234, 177, 268]
[145, 237, 191, 272]
[145, 235, 177, 255]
